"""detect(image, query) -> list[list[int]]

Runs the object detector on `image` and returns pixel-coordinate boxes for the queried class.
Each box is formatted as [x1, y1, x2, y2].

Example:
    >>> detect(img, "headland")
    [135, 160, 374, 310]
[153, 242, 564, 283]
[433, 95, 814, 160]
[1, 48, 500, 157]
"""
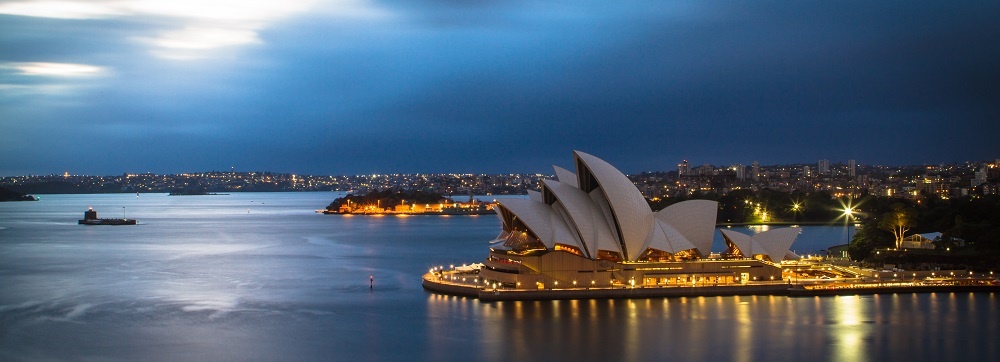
[323, 190, 495, 215]
[0, 186, 36, 202]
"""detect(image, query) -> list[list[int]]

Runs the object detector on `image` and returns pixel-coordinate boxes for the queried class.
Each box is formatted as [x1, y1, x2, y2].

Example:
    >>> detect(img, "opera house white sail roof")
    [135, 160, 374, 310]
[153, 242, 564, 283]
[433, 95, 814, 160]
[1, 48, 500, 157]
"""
[720, 227, 801, 262]
[493, 151, 718, 262]
[492, 151, 799, 263]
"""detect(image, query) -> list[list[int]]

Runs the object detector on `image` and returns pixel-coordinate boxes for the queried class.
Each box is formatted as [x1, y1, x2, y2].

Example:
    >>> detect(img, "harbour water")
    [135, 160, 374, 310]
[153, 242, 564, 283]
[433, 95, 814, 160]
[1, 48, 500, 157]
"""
[0, 192, 996, 361]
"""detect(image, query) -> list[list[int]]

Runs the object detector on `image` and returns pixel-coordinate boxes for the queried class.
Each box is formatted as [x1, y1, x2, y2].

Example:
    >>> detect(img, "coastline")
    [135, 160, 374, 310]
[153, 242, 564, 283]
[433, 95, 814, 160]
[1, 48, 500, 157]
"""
[717, 221, 859, 227]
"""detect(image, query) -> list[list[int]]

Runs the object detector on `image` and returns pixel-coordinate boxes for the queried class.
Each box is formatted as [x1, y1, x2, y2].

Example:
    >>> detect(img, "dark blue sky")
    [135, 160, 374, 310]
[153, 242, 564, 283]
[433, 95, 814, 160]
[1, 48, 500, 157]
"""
[1, 1, 999, 176]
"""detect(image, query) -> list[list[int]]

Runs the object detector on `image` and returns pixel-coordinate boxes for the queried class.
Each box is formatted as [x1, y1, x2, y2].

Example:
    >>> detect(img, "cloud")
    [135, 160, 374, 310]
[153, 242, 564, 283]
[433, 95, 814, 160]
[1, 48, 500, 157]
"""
[0, 0, 125, 19]
[5, 62, 108, 77]
[0, 62, 109, 97]
[1, 1, 999, 176]
[0, 0, 390, 59]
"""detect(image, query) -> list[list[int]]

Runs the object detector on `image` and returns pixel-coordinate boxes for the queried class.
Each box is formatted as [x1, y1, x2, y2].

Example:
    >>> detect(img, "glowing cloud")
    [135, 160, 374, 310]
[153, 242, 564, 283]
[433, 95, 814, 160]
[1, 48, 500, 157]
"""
[0, 0, 388, 59]
[0, 1, 124, 19]
[9, 62, 108, 77]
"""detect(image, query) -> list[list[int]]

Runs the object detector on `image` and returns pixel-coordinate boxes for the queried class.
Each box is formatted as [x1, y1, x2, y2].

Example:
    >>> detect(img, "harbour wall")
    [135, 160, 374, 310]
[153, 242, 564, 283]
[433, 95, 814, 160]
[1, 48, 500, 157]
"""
[422, 273, 1000, 301]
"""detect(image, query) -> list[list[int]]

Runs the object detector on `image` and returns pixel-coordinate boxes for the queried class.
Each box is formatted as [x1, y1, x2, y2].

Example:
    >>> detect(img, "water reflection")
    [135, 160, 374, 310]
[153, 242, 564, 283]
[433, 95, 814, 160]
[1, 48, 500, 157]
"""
[829, 296, 868, 362]
[2, 194, 998, 361]
[424, 292, 999, 361]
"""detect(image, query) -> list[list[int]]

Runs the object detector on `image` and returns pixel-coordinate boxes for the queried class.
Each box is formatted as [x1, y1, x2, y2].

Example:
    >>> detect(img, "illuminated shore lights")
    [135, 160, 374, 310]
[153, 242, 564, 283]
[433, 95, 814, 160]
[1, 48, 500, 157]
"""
[422, 152, 1000, 300]
[424, 151, 806, 298]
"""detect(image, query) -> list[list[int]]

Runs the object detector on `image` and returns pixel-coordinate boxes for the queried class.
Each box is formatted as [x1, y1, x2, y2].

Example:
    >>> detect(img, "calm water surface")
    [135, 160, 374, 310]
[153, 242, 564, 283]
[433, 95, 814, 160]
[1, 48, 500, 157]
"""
[0, 193, 996, 361]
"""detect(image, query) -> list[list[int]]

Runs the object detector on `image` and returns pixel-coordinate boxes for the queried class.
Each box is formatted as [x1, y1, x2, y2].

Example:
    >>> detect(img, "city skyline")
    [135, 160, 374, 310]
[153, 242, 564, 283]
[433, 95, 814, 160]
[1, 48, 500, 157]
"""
[2, 1, 1000, 176]
[3, 155, 995, 178]
[6, 156, 996, 200]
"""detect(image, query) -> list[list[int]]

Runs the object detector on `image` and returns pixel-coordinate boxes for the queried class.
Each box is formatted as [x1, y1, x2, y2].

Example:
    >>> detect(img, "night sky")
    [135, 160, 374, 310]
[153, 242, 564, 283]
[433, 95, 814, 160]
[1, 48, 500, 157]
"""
[2, 1, 999, 176]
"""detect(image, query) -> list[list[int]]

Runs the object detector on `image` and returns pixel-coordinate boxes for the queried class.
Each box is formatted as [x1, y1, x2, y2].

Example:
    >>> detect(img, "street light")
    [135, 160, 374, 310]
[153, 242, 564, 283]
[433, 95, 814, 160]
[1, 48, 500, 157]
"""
[842, 206, 855, 246]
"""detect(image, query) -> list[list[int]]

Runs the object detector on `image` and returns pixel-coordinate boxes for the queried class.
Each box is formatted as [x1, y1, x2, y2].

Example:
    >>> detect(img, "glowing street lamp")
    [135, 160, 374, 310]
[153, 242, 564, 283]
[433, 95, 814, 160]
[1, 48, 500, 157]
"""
[842, 206, 856, 245]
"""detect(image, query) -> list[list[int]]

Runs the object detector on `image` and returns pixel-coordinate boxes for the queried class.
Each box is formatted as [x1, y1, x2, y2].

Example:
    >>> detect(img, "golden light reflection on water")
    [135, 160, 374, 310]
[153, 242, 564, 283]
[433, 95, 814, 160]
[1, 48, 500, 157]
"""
[624, 299, 639, 362]
[425, 292, 998, 361]
[829, 295, 869, 362]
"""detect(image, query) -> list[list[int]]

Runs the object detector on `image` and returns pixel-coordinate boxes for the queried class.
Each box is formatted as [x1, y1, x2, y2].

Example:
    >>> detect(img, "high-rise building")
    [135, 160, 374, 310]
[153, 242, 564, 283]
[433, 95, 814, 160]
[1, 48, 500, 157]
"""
[678, 160, 690, 177]
[698, 164, 713, 176]
[803, 165, 811, 177]
[848, 160, 856, 178]
[818, 159, 830, 175]
[752, 161, 760, 181]
[973, 164, 989, 187]
[733, 164, 745, 180]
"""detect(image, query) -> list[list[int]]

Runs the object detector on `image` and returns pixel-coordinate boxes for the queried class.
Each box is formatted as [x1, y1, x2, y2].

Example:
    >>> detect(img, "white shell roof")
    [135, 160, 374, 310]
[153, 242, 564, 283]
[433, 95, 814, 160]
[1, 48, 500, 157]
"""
[526, 190, 542, 203]
[720, 227, 800, 261]
[574, 150, 653, 261]
[543, 179, 618, 258]
[496, 198, 580, 251]
[491, 151, 753, 262]
[752, 227, 800, 261]
[642, 219, 697, 254]
[720, 229, 754, 255]
[553, 165, 578, 188]
[655, 200, 718, 256]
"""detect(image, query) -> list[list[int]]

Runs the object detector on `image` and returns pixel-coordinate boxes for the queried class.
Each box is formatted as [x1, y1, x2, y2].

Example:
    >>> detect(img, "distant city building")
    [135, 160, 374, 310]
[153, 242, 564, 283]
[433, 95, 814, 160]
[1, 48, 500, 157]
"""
[696, 164, 713, 176]
[3, 155, 995, 202]
[733, 164, 746, 180]
[818, 159, 830, 175]
[973, 164, 988, 187]
[918, 175, 950, 198]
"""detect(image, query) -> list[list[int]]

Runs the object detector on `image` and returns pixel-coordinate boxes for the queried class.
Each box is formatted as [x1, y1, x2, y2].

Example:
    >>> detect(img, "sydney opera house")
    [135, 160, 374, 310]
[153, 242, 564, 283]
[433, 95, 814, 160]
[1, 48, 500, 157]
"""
[471, 151, 800, 290]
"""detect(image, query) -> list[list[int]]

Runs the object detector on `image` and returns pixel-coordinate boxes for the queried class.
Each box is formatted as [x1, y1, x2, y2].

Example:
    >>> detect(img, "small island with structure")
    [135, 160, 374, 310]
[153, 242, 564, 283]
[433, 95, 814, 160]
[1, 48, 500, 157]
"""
[324, 190, 495, 215]
[78, 207, 136, 225]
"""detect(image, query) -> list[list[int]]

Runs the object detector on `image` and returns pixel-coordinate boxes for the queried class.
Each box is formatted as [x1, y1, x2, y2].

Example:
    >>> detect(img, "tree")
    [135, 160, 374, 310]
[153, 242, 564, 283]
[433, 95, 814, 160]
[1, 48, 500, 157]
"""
[849, 218, 893, 261]
[880, 204, 918, 249]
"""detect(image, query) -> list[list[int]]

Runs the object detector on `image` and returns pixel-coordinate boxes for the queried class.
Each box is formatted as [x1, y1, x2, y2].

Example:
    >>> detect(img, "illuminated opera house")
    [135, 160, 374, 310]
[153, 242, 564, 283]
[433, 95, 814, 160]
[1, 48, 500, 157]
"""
[476, 151, 800, 290]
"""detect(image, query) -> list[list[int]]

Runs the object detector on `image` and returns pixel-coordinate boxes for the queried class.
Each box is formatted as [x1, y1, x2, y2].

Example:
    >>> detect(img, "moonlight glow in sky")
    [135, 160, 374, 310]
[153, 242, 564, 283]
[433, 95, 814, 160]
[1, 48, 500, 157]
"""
[1, 0, 999, 176]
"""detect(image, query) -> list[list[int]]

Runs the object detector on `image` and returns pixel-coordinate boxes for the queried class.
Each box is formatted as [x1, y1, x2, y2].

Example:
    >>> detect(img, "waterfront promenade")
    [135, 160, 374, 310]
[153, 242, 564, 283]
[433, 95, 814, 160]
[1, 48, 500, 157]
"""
[422, 268, 1000, 301]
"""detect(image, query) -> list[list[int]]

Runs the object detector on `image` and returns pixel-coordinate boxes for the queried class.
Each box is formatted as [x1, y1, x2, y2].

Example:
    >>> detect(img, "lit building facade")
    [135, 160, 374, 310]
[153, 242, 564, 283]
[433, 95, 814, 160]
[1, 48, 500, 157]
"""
[478, 151, 799, 289]
[818, 159, 830, 175]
